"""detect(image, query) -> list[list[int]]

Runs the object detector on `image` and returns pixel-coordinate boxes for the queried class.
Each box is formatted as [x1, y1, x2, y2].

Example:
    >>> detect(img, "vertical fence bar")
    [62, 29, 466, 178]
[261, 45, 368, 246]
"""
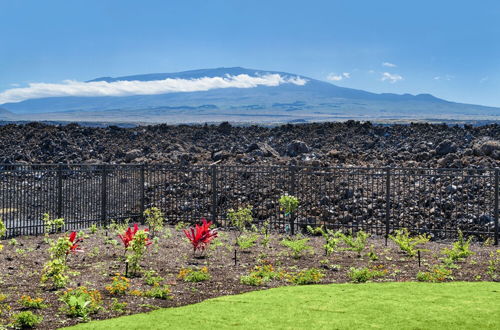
[289, 164, 296, 235]
[211, 165, 218, 226]
[385, 167, 391, 246]
[56, 164, 63, 219]
[100, 165, 107, 227]
[140, 164, 146, 223]
[494, 168, 499, 246]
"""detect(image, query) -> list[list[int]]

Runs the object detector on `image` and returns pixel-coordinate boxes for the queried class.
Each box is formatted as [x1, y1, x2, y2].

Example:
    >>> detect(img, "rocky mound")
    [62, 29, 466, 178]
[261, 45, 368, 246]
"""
[0, 121, 499, 168]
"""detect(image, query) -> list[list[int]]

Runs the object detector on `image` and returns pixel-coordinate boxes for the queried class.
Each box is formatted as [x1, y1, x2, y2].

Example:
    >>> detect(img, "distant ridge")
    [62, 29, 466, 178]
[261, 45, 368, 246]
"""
[0, 67, 498, 123]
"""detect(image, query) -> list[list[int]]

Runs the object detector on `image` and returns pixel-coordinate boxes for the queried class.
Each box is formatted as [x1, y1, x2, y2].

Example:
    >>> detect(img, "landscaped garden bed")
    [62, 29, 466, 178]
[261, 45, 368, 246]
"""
[0, 208, 498, 329]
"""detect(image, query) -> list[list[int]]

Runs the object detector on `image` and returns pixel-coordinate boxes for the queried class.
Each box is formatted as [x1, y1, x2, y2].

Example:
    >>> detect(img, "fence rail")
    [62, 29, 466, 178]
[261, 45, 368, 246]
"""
[0, 164, 498, 244]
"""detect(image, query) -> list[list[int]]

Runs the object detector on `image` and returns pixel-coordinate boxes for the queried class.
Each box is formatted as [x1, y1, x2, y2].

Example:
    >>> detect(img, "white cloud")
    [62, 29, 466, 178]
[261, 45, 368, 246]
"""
[381, 72, 403, 83]
[433, 75, 454, 81]
[327, 72, 350, 81]
[382, 62, 397, 68]
[480, 76, 489, 83]
[0, 74, 307, 104]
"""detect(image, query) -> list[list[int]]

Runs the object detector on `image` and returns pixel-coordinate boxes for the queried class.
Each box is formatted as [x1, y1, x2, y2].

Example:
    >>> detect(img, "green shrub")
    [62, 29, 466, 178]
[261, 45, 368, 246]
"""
[281, 237, 312, 259]
[177, 267, 211, 282]
[59, 287, 102, 321]
[279, 194, 299, 215]
[338, 230, 370, 257]
[143, 207, 165, 237]
[12, 311, 43, 329]
[416, 265, 453, 282]
[348, 266, 387, 283]
[227, 206, 253, 232]
[0, 218, 6, 238]
[127, 229, 151, 276]
[240, 275, 263, 286]
[441, 230, 474, 265]
[143, 270, 164, 286]
[144, 285, 172, 300]
[307, 225, 341, 256]
[42, 213, 65, 234]
[236, 233, 258, 250]
[486, 250, 500, 280]
[290, 268, 324, 285]
[110, 298, 127, 314]
[19, 296, 47, 309]
[389, 228, 430, 257]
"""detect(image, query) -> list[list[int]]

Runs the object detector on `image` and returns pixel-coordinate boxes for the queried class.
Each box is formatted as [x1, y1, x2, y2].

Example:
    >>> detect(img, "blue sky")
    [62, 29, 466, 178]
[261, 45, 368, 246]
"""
[1, 0, 499, 107]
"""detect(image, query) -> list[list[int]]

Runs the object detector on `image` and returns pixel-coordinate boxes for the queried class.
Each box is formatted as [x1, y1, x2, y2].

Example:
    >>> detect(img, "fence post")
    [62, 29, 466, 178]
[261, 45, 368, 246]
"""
[56, 164, 63, 219]
[211, 165, 218, 226]
[385, 167, 391, 246]
[101, 165, 107, 227]
[289, 164, 296, 235]
[494, 168, 499, 246]
[140, 164, 146, 224]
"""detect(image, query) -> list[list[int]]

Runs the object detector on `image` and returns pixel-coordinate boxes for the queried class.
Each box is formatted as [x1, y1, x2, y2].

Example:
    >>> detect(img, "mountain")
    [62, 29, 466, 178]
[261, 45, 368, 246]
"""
[1, 67, 499, 124]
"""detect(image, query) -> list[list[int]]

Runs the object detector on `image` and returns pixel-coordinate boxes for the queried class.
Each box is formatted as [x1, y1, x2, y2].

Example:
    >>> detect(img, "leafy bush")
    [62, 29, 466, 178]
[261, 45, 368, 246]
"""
[177, 267, 211, 282]
[338, 230, 370, 257]
[486, 250, 500, 280]
[183, 218, 218, 255]
[42, 213, 65, 234]
[240, 275, 263, 286]
[40, 235, 77, 289]
[416, 265, 453, 282]
[227, 206, 253, 232]
[236, 233, 258, 251]
[307, 226, 341, 256]
[240, 263, 281, 286]
[289, 268, 324, 285]
[0, 218, 5, 252]
[144, 285, 172, 300]
[12, 311, 43, 329]
[143, 270, 164, 287]
[110, 298, 127, 314]
[348, 266, 387, 283]
[281, 237, 313, 259]
[441, 230, 474, 265]
[279, 194, 299, 215]
[60, 287, 102, 321]
[143, 207, 165, 237]
[106, 274, 130, 295]
[127, 229, 152, 276]
[19, 296, 47, 309]
[389, 228, 430, 257]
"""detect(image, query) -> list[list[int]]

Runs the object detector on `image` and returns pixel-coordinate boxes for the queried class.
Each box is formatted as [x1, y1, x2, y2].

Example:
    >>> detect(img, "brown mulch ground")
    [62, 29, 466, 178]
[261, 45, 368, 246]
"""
[0, 225, 498, 329]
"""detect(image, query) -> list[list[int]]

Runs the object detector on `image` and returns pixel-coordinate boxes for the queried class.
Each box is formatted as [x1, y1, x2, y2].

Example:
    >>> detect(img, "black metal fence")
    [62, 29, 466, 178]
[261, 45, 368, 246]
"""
[0, 164, 498, 244]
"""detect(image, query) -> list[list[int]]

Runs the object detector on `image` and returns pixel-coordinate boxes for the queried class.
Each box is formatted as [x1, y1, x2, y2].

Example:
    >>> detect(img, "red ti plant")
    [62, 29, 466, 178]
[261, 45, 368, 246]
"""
[183, 218, 218, 255]
[118, 223, 152, 250]
[67, 231, 83, 255]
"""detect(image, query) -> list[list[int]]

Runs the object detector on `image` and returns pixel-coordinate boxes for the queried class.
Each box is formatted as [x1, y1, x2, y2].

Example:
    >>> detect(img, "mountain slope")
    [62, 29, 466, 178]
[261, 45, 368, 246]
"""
[1, 67, 499, 123]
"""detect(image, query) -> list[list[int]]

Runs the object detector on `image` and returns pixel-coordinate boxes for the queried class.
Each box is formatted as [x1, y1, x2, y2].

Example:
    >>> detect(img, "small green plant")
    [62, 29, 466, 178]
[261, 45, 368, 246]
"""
[0, 218, 6, 238]
[236, 233, 258, 251]
[389, 228, 430, 257]
[110, 298, 127, 314]
[143, 270, 164, 286]
[174, 221, 188, 231]
[289, 268, 324, 285]
[105, 274, 130, 295]
[348, 266, 387, 283]
[416, 265, 453, 282]
[0, 293, 11, 317]
[127, 229, 152, 276]
[240, 263, 281, 286]
[177, 266, 210, 282]
[144, 285, 172, 300]
[42, 213, 65, 234]
[441, 230, 474, 265]
[307, 226, 341, 256]
[486, 250, 500, 280]
[19, 296, 47, 309]
[12, 311, 43, 329]
[259, 219, 272, 247]
[41, 258, 69, 289]
[59, 287, 102, 321]
[279, 194, 299, 215]
[337, 230, 370, 257]
[143, 207, 164, 237]
[281, 237, 313, 259]
[89, 224, 98, 234]
[368, 245, 379, 261]
[227, 206, 253, 232]
[240, 275, 263, 286]
[162, 227, 173, 239]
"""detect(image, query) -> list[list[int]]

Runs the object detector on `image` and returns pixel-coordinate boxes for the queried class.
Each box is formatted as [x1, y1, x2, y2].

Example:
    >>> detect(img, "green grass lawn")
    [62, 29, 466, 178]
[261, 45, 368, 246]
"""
[65, 282, 500, 330]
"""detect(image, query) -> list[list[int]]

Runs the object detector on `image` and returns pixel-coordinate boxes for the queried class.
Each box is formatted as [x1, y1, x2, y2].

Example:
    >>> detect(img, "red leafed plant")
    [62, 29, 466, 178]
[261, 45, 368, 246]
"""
[67, 231, 83, 255]
[183, 218, 218, 254]
[118, 223, 151, 249]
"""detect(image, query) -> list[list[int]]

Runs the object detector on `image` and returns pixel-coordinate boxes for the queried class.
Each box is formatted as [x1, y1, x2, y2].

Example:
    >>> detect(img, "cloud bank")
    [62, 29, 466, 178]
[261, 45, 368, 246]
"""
[0, 74, 307, 104]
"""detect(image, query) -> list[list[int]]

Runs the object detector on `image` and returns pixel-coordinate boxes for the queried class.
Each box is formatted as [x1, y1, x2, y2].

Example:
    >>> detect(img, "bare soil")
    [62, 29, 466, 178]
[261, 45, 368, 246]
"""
[0, 225, 498, 329]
